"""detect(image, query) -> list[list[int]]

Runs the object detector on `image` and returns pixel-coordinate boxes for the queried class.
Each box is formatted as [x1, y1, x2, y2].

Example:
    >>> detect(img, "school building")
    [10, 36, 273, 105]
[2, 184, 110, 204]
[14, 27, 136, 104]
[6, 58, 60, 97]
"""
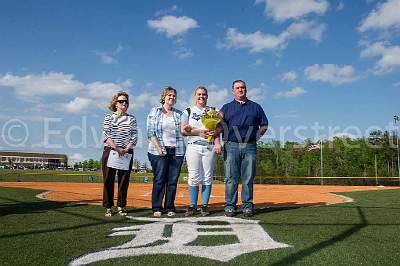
[0, 150, 68, 169]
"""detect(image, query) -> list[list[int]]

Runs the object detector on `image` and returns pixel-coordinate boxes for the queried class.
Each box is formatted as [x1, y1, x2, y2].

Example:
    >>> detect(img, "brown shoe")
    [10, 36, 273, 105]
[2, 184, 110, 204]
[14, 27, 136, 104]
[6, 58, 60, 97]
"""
[185, 206, 197, 217]
[201, 205, 210, 216]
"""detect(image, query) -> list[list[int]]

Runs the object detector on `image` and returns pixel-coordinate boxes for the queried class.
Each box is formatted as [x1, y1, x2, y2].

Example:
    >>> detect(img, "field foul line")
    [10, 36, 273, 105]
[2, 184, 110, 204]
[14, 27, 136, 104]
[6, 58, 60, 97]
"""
[327, 193, 354, 204]
[36, 191, 50, 200]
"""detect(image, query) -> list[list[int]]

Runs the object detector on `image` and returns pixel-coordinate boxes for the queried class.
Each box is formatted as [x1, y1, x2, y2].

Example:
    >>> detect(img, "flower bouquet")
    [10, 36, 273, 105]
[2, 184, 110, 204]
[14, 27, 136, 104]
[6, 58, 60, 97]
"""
[200, 107, 223, 143]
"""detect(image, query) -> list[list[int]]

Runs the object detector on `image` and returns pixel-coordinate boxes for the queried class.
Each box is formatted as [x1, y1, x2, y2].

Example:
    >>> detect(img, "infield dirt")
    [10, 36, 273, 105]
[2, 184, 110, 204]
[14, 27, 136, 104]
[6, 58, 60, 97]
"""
[1, 182, 398, 209]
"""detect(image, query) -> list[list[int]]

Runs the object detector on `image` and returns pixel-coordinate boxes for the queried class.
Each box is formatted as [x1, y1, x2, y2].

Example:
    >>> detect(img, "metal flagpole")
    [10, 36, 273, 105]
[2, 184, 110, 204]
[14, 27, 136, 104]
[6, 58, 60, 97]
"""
[398, 131, 400, 185]
[320, 140, 323, 185]
[395, 115, 400, 184]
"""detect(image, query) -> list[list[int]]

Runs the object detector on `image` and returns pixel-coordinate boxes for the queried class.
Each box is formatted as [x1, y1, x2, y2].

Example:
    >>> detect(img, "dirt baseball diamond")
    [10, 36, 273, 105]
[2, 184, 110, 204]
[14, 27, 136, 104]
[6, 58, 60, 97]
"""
[1, 182, 399, 209]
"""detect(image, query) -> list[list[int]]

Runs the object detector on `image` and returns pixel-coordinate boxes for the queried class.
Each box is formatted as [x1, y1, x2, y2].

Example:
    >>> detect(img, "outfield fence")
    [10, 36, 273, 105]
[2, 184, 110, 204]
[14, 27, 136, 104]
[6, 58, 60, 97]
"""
[1, 170, 399, 186]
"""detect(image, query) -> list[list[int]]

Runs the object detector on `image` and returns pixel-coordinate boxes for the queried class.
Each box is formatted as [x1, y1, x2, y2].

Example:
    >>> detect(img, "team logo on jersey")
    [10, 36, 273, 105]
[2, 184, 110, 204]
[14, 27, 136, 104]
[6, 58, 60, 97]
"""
[191, 113, 202, 121]
[69, 216, 290, 265]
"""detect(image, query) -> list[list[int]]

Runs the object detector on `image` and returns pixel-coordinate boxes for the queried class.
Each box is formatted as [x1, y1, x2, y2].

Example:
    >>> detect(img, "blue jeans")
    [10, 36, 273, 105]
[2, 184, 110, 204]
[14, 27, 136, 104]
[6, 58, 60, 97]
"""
[224, 141, 256, 211]
[148, 148, 184, 212]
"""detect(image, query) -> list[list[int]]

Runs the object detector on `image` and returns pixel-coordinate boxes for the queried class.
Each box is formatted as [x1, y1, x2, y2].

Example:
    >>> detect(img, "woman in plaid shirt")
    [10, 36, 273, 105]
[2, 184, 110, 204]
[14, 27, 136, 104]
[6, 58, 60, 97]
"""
[147, 86, 185, 217]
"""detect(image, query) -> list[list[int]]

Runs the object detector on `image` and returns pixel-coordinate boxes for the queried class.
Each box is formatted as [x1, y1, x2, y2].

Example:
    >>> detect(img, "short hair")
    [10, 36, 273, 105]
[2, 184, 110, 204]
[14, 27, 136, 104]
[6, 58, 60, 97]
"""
[194, 86, 208, 96]
[232, 80, 246, 90]
[108, 91, 129, 112]
[160, 86, 177, 104]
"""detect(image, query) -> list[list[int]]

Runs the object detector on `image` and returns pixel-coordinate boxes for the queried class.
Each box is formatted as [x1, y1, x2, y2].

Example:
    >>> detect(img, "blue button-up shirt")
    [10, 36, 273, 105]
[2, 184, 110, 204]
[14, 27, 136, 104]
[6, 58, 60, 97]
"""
[220, 99, 268, 143]
[147, 106, 186, 156]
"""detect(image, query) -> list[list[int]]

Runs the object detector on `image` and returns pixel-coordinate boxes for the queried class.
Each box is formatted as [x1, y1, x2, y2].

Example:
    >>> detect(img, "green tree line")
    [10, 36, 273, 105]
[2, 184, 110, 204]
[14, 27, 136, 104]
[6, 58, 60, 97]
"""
[183, 131, 399, 177]
[79, 131, 399, 177]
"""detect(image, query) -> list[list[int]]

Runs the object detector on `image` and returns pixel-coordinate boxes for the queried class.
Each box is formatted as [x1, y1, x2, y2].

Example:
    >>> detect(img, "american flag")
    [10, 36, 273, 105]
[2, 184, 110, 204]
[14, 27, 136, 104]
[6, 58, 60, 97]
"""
[307, 141, 321, 151]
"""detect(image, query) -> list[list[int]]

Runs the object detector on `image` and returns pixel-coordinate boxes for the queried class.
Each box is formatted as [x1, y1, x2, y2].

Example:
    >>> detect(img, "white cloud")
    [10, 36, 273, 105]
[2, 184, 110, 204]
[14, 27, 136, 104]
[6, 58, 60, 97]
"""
[248, 83, 268, 101]
[208, 88, 229, 108]
[179, 83, 230, 109]
[58, 97, 95, 114]
[173, 47, 194, 59]
[285, 20, 325, 42]
[247, 87, 265, 101]
[221, 28, 283, 52]
[220, 20, 325, 53]
[275, 87, 306, 98]
[69, 153, 89, 163]
[114, 44, 124, 54]
[281, 71, 297, 81]
[257, 0, 329, 22]
[254, 59, 263, 65]
[190, 83, 267, 107]
[154, 5, 180, 17]
[94, 44, 126, 64]
[130, 92, 160, 111]
[358, 0, 400, 32]
[336, 2, 344, 11]
[0, 72, 84, 99]
[61, 86, 159, 114]
[95, 52, 116, 64]
[360, 41, 400, 74]
[0, 71, 137, 114]
[86, 80, 133, 99]
[58, 79, 133, 113]
[393, 81, 400, 87]
[147, 15, 199, 38]
[304, 64, 358, 84]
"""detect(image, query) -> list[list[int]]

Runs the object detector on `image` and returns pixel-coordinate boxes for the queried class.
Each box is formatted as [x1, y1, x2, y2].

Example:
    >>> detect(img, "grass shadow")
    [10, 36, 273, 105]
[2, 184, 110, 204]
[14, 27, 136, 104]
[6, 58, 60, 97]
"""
[0, 188, 149, 240]
[269, 206, 367, 266]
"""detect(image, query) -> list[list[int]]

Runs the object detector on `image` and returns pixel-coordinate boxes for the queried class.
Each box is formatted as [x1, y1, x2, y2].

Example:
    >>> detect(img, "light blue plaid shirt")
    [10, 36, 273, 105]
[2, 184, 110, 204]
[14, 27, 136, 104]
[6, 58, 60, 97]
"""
[147, 106, 186, 156]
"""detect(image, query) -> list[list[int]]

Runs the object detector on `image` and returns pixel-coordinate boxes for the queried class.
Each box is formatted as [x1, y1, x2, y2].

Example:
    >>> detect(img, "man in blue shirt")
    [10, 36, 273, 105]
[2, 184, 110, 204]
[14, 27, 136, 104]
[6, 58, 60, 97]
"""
[220, 80, 268, 217]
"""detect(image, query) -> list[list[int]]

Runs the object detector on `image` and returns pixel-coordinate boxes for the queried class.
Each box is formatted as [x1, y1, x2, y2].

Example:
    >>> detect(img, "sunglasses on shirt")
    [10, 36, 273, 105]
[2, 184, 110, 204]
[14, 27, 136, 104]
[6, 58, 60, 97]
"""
[116, 100, 129, 104]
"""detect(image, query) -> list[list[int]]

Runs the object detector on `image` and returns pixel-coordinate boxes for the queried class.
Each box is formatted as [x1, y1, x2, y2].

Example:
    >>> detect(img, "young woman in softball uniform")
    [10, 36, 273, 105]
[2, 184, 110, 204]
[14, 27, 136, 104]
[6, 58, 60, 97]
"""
[181, 86, 222, 216]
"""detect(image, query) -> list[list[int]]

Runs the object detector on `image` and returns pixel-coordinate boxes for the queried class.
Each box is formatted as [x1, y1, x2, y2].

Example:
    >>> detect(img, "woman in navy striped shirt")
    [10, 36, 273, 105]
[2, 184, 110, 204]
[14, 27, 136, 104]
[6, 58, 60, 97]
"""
[102, 91, 137, 217]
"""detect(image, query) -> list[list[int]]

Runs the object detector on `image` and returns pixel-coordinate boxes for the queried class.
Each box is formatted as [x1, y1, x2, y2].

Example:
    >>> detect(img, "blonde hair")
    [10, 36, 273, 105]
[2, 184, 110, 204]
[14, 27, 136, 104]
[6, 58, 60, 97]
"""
[108, 91, 129, 112]
[159, 86, 177, 104]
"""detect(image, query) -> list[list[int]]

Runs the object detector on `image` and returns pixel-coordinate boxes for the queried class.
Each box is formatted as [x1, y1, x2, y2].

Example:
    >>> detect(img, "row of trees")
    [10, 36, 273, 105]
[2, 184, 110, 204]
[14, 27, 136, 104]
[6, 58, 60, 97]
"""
[73, 159, 101, 170]
[73, 158, 150, 172]
[208, 131, 399, 177]
[75, 131, 399, 177]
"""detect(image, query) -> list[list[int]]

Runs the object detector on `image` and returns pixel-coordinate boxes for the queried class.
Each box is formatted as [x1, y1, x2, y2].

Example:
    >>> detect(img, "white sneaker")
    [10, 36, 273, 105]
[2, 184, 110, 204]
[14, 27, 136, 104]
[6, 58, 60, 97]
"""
[117, 207, 127, 216]
[105, 208, 112, 217]
[167, 211, 176, 217]
[153, 211, 162, 218]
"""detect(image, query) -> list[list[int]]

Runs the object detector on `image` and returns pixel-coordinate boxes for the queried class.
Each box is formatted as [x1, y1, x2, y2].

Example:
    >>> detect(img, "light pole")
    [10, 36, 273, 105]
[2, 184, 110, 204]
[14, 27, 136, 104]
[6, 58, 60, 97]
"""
[394, 115, 400, 183]
[368, 134, 381, 186]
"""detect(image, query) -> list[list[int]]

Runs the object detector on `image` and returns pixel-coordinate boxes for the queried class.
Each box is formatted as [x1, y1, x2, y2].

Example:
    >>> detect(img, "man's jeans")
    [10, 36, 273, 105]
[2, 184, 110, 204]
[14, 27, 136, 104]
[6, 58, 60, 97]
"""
[224, 141, 256, 211]
[148, 148, 184, 212]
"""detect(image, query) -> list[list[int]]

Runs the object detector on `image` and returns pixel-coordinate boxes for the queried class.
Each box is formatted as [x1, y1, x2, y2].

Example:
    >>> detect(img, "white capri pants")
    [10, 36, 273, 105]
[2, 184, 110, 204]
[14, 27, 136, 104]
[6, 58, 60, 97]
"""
[186, 144, 217, 186]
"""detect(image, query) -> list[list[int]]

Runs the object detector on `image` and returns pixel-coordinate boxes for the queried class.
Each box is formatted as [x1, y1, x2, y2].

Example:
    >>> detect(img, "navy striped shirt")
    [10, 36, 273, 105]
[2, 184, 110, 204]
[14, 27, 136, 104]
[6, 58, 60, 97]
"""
[103, 113, 137, 149]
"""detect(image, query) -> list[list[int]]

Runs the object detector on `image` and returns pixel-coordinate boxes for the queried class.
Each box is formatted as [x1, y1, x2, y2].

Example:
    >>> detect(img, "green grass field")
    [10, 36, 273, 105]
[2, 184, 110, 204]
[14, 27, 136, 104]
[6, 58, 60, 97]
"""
[1, 186, 400, 265]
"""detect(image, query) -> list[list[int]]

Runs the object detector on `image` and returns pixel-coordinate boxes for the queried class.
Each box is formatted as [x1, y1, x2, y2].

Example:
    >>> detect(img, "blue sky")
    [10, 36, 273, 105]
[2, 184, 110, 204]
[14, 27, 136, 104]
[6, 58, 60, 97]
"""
[1, 0, 400, 164]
